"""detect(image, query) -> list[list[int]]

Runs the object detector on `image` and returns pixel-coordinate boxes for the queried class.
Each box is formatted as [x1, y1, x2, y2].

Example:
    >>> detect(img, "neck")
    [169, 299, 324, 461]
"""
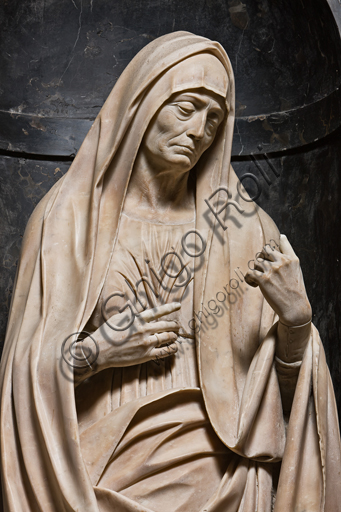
[123, 150, 195, 223]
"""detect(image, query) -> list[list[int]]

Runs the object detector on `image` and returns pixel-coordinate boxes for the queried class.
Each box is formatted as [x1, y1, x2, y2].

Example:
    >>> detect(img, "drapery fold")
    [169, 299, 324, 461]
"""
[1, 31, 340, 512]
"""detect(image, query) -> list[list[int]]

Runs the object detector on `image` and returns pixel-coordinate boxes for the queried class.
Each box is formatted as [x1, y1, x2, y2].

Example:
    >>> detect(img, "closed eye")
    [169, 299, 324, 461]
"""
[175, 101, 195, 115]
[208, 113, 219, 124]
[206, 115, 220, 132]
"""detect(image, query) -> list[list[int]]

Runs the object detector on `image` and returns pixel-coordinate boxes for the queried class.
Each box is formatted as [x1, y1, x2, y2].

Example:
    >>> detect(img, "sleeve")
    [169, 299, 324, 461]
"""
[275, 320, 312, 414]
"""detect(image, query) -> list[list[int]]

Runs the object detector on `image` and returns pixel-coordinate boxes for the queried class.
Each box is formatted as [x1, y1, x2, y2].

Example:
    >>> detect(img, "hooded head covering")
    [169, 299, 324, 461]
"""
[1, 31, 340, 512]
[0, 31, 238, 512]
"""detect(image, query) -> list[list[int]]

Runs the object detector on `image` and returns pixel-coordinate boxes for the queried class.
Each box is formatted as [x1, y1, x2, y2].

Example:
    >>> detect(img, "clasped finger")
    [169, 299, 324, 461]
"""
[150, 331, 178, 347]
[154, 342, 178, 360]
[147, 320, 180, 333]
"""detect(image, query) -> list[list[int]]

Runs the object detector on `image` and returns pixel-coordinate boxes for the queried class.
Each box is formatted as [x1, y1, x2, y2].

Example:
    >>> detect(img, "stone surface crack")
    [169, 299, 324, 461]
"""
[58, 0, 83, 85]
[235, 120, 244, 156]
[72, 0, 83, 52]
[235, 26, 247, 74]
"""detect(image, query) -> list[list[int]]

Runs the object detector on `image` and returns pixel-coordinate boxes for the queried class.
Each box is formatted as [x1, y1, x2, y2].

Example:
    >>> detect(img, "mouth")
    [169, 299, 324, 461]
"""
[172, 145, 195, 156]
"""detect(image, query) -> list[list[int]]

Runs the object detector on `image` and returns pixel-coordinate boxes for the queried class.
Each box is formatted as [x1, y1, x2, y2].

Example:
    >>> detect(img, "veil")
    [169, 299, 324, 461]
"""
[0, 31, 340, 512]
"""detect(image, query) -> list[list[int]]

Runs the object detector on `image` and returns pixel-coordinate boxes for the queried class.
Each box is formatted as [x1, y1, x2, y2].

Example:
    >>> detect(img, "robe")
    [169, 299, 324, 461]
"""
[1, 30, 340, 512]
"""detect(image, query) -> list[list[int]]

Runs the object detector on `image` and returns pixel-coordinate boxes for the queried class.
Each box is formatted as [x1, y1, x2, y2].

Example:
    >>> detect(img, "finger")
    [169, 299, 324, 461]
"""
[255, 255, 276, 272]
[150, 332, 178, 347]
[256, 251, 273, 263]
[154, 343, 178, 359]
[257, 249, 279, 264]
[139, 302, 181, 323]
[245, 270, 263, 288]
[261, 246, 276, 261]
[279, 234, 297, 258]
[147, 320, 180, 333]
[254, 260, 268, 272]
[262, 243, 277, 259]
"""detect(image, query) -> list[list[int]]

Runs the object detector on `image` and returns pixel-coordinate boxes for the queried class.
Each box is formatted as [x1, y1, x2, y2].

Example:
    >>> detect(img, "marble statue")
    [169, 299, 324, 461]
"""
[1, 31, 340, 512]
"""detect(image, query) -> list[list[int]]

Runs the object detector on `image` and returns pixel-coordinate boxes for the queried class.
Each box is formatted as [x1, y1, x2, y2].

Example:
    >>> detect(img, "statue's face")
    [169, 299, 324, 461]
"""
[141, 88, 226, 174]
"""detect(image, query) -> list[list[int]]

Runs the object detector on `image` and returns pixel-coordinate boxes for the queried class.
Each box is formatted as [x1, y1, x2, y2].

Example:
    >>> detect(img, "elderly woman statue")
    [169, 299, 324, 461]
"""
[0, 31, 340, 512]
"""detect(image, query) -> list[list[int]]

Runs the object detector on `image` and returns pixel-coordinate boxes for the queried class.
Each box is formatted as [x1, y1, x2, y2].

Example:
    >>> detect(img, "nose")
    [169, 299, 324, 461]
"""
[186, 111, 207, 140]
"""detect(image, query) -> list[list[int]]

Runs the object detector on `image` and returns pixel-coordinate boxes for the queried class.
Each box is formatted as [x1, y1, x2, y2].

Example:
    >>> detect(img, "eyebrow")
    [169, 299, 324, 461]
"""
[176, 93, 206, 104]
[173, 93, 226, 113]
[174, 93, 210, 106]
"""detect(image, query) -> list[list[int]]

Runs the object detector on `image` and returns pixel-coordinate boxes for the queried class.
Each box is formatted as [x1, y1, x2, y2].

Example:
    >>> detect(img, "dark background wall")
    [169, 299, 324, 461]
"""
[1, 0, 341, 418]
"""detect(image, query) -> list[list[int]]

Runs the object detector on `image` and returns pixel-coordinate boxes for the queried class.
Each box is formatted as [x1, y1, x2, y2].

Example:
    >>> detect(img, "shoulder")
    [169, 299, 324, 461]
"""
[21, 176, 65, 258]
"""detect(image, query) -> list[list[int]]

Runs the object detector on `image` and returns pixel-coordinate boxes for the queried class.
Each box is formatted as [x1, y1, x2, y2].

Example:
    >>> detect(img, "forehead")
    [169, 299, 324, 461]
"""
[166, 53, 229, 100]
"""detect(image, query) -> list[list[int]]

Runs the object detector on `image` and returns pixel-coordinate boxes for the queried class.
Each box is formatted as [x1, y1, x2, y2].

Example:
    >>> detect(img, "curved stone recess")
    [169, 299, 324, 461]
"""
[1, 85, 340, 157]
[0, 0, 341, 157]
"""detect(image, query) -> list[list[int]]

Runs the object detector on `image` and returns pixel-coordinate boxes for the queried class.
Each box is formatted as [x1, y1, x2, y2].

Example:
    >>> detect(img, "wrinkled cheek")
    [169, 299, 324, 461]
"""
[197, 140, 212, 160]
[146, 134, 166, 158]
[159, 142, 170, 157]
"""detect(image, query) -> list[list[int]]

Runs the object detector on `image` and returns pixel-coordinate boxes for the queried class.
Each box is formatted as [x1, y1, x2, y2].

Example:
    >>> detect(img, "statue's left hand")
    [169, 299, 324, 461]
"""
[244, 234, 312, 326]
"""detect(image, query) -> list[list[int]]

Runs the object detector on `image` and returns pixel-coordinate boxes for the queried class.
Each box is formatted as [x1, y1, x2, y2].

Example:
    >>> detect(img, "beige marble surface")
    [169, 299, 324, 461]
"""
[0, 31, 340, 512]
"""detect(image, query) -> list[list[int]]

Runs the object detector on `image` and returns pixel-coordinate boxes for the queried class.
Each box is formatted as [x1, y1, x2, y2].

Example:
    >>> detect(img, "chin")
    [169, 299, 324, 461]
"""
[167, 153, 195, 172]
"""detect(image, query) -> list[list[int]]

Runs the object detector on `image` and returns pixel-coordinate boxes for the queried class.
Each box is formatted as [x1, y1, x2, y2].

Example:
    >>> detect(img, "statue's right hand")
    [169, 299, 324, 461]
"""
[96, 302, 181, 368]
